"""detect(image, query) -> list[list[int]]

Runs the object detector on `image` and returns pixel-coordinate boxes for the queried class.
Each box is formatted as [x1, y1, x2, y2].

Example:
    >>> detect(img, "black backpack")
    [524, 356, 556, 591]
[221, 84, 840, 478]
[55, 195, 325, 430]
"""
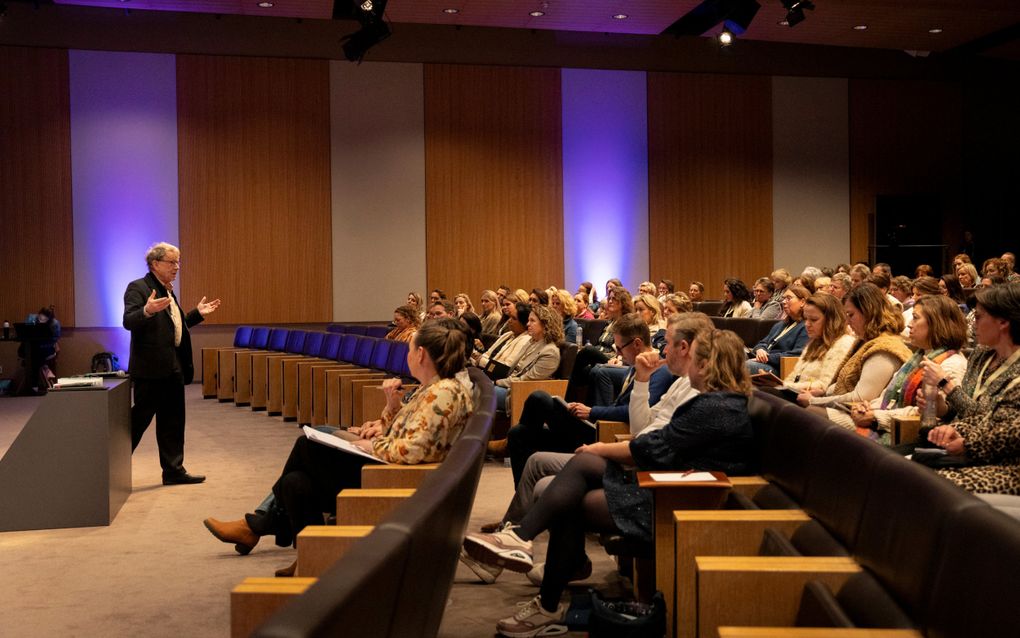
[91, 352, 120, 373]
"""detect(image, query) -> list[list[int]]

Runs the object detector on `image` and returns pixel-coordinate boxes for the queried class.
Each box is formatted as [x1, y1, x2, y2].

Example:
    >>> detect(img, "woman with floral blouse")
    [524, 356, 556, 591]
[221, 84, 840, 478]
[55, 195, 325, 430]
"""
[203, 318, 474, 575]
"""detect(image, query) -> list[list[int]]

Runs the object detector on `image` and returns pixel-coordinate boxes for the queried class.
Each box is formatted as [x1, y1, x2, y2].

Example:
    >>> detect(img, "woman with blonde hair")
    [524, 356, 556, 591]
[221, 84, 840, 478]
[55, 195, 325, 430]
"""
[956, 263, 979, 289]
[633, 292, 668, 352]
[494, 304, 563, 414]
[799, 283, 911, 411]
[478, 290, 502, 335]
[385, 305, 420, 343]
[661, 292, 693, 319]
[406, 291, 425, 321]
[463, 328, 755, 637]
[453, 293, 474, 317]
[550, 289, 579, 344]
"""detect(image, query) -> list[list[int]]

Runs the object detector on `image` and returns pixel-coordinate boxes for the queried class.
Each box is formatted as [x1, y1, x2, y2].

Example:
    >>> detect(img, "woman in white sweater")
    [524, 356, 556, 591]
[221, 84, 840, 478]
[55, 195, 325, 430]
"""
[783, 293, 857, 393]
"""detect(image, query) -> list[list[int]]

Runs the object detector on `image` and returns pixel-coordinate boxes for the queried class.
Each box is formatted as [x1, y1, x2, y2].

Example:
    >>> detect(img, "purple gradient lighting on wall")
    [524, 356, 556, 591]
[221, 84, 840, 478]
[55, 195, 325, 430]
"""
[69, 51, 180, 330]
[561, 68, 649, 294]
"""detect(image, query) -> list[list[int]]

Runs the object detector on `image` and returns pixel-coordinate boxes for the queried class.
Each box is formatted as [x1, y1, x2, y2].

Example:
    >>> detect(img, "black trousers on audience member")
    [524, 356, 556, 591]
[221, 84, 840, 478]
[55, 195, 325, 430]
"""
[507, 391, 597, 487]
[516, 453, 619, 612]
[131, 377, 187, 476]
[272, 436, 371, 541]
[566, 346, 610, 403]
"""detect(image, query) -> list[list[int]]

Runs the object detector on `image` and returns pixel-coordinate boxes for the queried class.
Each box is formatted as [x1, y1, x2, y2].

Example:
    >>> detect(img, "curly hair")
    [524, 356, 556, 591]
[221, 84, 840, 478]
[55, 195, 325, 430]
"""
[693, 329, 752, 396]
[529, 303, 564, 344]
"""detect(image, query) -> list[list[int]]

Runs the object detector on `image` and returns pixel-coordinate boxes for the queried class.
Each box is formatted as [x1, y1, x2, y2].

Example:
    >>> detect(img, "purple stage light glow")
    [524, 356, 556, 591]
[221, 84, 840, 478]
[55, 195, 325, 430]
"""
[69, 50, 180, 337]
[561, 69, 649, 294]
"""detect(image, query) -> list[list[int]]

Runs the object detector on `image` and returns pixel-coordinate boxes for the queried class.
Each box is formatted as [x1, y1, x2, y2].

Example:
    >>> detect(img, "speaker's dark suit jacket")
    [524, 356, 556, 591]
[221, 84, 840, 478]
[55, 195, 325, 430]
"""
[123, 271, 203, 382]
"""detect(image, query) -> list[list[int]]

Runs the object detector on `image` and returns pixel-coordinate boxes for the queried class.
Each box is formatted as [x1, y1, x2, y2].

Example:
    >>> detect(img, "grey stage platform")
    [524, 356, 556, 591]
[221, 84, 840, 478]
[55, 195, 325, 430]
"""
[0, 379, 132, 532]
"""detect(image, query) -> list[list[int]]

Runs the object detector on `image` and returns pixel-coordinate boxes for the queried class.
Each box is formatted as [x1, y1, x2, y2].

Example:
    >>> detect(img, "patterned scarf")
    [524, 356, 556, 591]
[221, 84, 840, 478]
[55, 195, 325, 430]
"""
[879, 347, 955, 410]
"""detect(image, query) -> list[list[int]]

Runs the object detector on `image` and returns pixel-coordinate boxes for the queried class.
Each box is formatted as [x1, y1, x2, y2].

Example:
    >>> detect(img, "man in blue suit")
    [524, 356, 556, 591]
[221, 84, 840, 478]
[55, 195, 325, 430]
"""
[123, 242, 220, 485]
[505, 313, 674, 487]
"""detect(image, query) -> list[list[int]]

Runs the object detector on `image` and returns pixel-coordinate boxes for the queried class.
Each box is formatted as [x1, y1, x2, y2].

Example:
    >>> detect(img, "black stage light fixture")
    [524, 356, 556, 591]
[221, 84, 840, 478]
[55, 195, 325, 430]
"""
[339, 0, 390, 63]
[662, 0, 760, 37]
[781, 0, 814, 27]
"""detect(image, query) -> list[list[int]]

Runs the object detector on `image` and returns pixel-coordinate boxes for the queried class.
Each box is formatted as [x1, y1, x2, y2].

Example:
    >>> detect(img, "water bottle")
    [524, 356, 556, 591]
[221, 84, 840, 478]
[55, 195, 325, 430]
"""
[2, 320, 9, 340]
[921, 382, 938, 428]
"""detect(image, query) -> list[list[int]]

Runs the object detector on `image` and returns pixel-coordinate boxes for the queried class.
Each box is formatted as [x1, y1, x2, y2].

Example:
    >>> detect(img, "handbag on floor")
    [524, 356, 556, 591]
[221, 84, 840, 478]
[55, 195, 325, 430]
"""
[588, 589, 665, 638]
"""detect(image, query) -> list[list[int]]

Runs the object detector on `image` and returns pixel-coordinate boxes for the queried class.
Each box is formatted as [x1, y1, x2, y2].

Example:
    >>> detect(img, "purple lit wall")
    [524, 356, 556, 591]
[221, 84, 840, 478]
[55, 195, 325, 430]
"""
[561, 68, 649, 293]
[69, 50, 179, 334]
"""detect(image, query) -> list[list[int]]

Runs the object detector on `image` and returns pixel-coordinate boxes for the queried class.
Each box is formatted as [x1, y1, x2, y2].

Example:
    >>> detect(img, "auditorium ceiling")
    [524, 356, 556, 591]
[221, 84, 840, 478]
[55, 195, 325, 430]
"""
[48, 0, 1020, 60]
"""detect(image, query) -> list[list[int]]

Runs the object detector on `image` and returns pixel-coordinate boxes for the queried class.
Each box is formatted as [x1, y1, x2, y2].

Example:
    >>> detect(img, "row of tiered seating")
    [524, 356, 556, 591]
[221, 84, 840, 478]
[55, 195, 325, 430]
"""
[575, 316, 781, 350]
[201, 326, 407, 431]
[326, 323, 391, 339]
[230, 367, 497, 638]
[644, 389, 1020, 638]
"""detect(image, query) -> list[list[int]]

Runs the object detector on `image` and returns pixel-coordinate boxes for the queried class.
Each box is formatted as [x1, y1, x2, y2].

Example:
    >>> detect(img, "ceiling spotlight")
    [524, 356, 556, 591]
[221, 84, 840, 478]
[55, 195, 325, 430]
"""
[343, 0, 390, 63]
[718, 28, 733, 46]
[442, 7, 459, 14]
[929, 27, 943, 34]
[612, 14, 628, 20]
[529, 10, 545, 17]
[853, 24, 868, 30]
[780, 0, 813, 28]
[257, 1, 273, 7]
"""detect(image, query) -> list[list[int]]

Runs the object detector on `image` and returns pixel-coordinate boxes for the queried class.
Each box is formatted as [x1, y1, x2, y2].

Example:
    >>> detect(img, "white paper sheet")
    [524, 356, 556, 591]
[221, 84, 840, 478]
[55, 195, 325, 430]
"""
[648, 471, 716, 482]
[302, 426, 388, 464]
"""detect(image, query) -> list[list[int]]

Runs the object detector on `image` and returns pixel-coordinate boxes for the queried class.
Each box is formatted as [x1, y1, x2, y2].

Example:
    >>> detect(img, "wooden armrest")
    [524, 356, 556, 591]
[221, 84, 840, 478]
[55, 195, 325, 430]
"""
[637, 471, 733, 636]
[296, 525, 373, 577]
[718, 630, 922, 638]
[335, 488, 414, 526]
[673, 510, 811, 638]
[595, 420, 629, 444]
[730, 476, 769, 499]
[614, 434, 634, 442]
[892, 416, 921, 445]
[779, 357, 799, 380]
[231, 577, 317, 638]
[696, 556, 861, 638]
[508, 379, 569, 423]
[360, 464, 439, 489]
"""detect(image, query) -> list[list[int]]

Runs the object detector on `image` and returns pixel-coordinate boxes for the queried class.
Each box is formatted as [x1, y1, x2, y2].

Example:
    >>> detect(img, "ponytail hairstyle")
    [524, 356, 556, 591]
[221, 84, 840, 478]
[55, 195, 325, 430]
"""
[413, 318, 468, 379]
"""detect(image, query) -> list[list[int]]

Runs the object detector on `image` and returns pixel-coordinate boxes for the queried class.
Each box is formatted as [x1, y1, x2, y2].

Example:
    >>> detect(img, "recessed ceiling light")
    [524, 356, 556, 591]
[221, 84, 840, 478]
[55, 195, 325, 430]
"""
[612, 13, 628, 20]
[529, 10, 545, 17]
[442, 8, 459, 14]
[777, 19, 789, 26]
[929, 27, 943, 34]
[853, 24, 868, 31]
[257, 1, 273, 6]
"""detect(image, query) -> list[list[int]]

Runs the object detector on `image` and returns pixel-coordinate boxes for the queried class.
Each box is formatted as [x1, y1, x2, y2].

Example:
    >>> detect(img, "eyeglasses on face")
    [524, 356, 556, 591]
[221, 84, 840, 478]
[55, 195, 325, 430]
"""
[159, 259, 181, 267]
[614, 337, 636, 354]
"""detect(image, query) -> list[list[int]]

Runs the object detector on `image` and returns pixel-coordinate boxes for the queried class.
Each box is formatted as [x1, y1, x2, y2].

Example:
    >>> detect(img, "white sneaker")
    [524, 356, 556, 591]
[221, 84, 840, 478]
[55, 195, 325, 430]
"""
[496, 595, 567, 637]
[463, 527, 534, 573]
[459, 548, 503, 584]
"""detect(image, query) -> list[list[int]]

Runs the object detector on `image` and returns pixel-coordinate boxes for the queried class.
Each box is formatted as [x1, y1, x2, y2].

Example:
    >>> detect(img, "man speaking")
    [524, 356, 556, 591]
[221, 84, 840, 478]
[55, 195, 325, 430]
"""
[123, 242, 220, 485]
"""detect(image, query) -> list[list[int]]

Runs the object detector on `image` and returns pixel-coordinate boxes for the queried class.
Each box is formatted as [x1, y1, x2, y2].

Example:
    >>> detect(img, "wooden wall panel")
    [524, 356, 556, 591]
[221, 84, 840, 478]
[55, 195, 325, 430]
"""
[648, 73, 773, 297]
[848, 79, 963, 265]
[425, 64, 563, 297]
[0, 46, 75, 327]
[177, 55, 331, 324]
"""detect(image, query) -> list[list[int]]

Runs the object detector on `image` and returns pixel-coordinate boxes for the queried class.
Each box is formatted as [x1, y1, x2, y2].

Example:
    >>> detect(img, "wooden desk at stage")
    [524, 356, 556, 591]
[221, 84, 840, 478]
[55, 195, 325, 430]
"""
[0, 379, 132, 532]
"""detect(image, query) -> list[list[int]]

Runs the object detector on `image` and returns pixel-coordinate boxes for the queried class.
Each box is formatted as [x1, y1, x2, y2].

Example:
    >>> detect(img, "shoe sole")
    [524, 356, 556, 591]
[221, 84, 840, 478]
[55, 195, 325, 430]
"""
[496, 621, 568, 637]
[526, 560, 593, 587]
[203, 519, 254, 556]
[459, 551, 501, 584]
[464, 537, 533, 573]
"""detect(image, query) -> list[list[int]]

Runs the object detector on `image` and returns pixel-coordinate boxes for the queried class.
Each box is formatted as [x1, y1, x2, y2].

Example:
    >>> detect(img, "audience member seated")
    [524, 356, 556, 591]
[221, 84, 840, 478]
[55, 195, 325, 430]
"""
[656, 278, 675, 306]
[719, 277, 753, 318]
[385, 305, 420, 343]
[940, 273, 968, 309]
[578, 281, 599, 315]
[462, 328, 755, 637]
[903, 276, 941, 338]
[956, 262, 979, 289]
[528, 288, 549, 308]
[746, 284, 810, 375]
[749, 277, 782, 320]
[633, 293, 668, 353]
[573, 291, 595, 320]
[493, 304, 562, 414]
[868, 271, 901, 311]
[661, 292, 693, 320]
[838, 295, 968, 443]
[406, 291, 425, 321]
[474, 301, 530, 370]
[500, 313, 673, 486]
[202, 319, 474, 575]
[799, 283, 911, 412]
[550, 289, 579, 344]
[919, 282, 1020, 495]
[952, 253, 971, 272]
[566, 288, 633, 402]
[478, 289, 502, 335]
[688, 280, 705, 303]
[982, 257, 1010, 280]
[916, 264, 935, 278]
[454, 293, 474, 317]
[814, 275, 832, 295]
[849, 263, 871, 289]
[1003, 251, 1020, 282]
[781, 293, 857, 393]
[596, 280, 623, 319]
[460, 312, 712, 585]
[429, 288, 447, 306]
[890, 275, 914, 308]
[638, 281, 657, 297]
[460, 311, 484, 359]
[829, 272, 851, 301]
[498, 290, 529, 334]
[793, 273, 817, 295]
[769, 268, 791, 305]
[427, 299, 457, 320]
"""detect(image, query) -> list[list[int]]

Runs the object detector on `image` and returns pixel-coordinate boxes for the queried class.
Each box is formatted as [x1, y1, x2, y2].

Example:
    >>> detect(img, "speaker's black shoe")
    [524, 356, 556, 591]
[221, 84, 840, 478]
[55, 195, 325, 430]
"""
[163, 472, 206, 485]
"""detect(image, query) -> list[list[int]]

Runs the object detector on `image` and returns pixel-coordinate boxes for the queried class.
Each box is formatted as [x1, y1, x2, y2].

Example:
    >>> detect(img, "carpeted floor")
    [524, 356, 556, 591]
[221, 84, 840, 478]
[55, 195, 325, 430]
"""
[0, 385, 623, 637]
